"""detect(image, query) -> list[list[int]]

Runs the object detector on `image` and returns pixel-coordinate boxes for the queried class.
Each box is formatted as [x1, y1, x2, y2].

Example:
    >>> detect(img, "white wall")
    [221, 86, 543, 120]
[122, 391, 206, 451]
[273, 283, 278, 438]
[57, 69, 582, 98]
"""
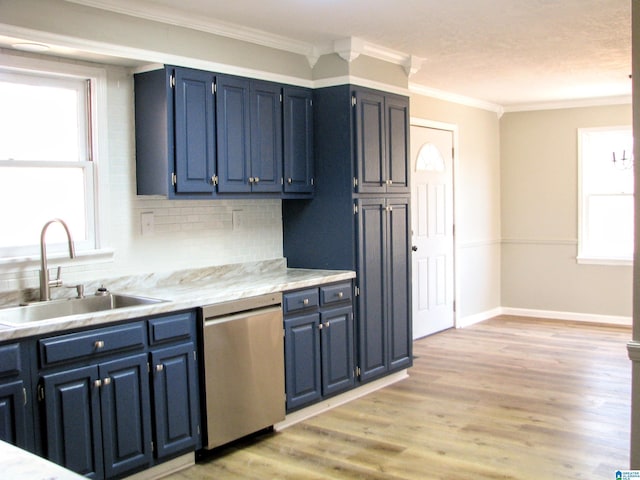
[500, 104, 633, 320]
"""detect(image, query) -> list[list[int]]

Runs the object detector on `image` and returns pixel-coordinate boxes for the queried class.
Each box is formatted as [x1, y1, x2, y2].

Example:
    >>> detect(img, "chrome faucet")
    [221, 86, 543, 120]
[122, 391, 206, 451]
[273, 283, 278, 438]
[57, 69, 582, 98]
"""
[39, 219, 76, 301]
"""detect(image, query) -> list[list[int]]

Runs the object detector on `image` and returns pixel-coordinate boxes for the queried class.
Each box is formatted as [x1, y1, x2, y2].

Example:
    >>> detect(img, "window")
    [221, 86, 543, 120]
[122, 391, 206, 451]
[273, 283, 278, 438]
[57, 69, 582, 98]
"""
[578, 126, 634, 264]
[0, 56, 107, 262]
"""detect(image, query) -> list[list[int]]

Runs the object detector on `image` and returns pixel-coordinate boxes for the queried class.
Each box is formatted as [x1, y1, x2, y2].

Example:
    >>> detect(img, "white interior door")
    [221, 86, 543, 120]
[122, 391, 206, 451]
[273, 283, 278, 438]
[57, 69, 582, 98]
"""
[410, 124, 455, 339]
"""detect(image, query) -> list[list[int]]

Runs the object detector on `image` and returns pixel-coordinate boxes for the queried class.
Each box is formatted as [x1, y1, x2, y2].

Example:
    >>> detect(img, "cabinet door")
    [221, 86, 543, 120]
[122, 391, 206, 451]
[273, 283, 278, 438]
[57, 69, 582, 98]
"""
[356, 198, 388, 381]
[173, 67, 216, 194]
[354, 90, 386, 194]
[284, 313, 322, 410]
[100, 354, 152, 478]
[41, 366, 104, 479]
[0, 380, 27, 449]
[320, 306, 355, 396]
[151, 343, 199, 459]
[283, 87, 314, 194]
[385, 95, 410, 193]
[387, 198, 413, 371]
[217, 75, 251, 193]
[250, 80, 283, 192]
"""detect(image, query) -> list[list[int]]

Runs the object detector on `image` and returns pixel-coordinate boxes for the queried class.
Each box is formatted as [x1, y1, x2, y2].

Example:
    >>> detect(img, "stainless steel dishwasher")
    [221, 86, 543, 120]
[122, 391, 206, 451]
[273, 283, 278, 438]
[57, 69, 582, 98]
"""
[200, 293, 285, 450]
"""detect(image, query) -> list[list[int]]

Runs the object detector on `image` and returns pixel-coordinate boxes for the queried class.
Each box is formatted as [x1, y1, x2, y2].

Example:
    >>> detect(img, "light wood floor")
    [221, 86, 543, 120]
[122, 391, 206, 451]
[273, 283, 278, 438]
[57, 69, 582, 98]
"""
[168, 316, 631, 479]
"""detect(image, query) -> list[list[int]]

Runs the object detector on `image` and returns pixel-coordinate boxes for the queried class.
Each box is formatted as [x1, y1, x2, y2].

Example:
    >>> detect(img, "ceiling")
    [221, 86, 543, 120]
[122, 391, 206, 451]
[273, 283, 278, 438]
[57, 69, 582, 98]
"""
[5, 0, 634, 108]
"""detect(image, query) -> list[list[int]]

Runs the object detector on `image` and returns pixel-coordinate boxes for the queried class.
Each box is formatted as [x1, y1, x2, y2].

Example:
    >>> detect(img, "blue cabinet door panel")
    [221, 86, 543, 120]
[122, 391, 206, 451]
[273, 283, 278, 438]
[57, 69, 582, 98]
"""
[283, 87, 314, 194]
[42, 366, 103, 479]
[174, 68, 216, 194]
[387, 199, 412, 371]
[355, 91, 386, 193]
[284, 313, 321, 410]
[100, 354, 152, 478]
[250, 81, 282, 192]
[386, 95, 410, 193]
[217, 76, 251, 193]
[151, 343, 199, 458]
[0, 381, 27, 448]
[320, 306, 355, 396]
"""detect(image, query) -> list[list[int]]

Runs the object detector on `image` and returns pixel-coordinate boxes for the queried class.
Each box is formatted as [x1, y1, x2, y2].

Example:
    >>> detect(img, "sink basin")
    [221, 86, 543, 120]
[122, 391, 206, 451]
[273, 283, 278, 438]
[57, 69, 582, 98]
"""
[0, 293, 167, 325]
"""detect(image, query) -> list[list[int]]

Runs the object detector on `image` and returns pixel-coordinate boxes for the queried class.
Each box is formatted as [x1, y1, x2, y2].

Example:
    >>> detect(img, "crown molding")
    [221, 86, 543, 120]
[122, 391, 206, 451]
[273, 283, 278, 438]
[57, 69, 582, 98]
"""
[63, 1, 424, 75]
[409, 82, 504, 115]
[502, 95, 632, 113]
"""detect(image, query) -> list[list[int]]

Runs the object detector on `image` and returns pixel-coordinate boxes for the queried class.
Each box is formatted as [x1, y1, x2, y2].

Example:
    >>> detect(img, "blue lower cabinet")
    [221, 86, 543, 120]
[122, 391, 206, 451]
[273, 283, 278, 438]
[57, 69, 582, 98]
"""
[284, 283, 355, 412]
[41, 354, 153, 479]
[284, 313, 322, 410]
[41, 365, 105, 479]
[0, 342, 32, 451]
[150, 343, 199, 458]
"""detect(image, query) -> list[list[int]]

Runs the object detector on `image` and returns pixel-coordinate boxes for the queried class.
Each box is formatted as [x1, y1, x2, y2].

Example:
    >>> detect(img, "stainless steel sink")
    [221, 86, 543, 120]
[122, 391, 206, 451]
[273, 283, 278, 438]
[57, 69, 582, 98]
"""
[0, 293, 167, 325]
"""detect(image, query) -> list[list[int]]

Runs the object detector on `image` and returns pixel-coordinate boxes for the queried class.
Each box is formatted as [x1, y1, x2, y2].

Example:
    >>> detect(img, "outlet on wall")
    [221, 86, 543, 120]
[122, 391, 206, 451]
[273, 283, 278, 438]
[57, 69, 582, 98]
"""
[141, 211, 154, 236]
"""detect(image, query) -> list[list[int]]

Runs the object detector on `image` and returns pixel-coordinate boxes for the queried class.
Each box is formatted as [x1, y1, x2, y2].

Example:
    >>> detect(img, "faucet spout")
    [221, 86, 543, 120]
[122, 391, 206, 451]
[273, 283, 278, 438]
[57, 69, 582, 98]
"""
[39, 219, 76, 301]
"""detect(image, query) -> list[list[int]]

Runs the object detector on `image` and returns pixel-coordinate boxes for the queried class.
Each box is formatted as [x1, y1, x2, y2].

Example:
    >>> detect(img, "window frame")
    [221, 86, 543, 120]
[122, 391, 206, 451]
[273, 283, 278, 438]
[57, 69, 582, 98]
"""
[577, 125, 634, 266]
[0, 52, 112, 269]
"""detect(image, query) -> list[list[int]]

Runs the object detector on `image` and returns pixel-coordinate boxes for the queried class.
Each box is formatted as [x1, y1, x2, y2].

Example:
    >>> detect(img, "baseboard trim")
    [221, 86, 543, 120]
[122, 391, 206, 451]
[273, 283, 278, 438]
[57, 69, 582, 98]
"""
[124, 453, 194, 480]
[457, 307, 503, 328]
[501, 307, 632, 327]
[274, 370, 409, 431]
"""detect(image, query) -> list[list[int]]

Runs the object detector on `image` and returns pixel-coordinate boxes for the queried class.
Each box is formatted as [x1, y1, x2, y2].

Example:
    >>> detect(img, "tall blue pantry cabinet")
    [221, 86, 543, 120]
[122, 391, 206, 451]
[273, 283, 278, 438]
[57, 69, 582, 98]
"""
[283, 85, 412, 384]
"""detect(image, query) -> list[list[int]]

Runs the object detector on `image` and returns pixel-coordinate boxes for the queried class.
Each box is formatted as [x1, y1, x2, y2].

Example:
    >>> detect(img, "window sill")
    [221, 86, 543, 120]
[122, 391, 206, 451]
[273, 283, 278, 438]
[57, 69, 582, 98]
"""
[0, 248, 115, 272]
[576, 255, 632, 266]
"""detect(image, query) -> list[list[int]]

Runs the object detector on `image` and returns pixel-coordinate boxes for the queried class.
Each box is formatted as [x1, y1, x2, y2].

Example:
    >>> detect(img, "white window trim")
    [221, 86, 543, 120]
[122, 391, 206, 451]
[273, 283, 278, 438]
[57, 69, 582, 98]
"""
[0, 52, 113, 270]
[577, 125, 633, 266]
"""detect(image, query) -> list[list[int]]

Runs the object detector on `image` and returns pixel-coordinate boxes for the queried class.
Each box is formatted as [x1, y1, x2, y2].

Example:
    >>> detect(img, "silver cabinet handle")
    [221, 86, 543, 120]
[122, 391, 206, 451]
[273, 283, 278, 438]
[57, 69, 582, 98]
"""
[94, 340, 104, 349]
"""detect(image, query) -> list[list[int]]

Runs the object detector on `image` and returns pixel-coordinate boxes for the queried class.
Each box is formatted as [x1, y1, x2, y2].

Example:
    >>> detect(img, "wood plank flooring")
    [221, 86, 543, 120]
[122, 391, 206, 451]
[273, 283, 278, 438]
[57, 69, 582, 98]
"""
[168, 316, 631, 479]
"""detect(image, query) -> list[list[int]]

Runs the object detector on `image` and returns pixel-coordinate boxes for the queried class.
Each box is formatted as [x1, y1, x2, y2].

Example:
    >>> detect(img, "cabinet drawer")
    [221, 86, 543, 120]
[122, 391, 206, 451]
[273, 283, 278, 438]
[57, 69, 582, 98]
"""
[0, 343, 21, 378]
[283, 288, 319, 315]
[148, 312, 194, 345]
[39, 322, 146, 367]
[320, 282, 352, 306]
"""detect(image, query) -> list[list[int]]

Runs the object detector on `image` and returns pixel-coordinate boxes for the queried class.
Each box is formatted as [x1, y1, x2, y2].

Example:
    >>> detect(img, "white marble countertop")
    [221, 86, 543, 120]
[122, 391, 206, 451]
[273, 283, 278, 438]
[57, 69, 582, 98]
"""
[0, 440, 85, 480]
[0, 259, 355, 341]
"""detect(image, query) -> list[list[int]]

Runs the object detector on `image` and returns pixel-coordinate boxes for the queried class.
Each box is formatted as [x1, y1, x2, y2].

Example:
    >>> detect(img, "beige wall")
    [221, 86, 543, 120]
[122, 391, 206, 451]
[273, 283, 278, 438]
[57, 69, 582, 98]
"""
[410, 95, 502, 320]
[500, 104, 633, 317]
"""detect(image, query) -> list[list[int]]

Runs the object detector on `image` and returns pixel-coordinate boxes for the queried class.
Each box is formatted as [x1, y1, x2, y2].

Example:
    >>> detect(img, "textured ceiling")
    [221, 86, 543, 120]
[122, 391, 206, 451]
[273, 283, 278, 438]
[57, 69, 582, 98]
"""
[25, 0, 639, 107]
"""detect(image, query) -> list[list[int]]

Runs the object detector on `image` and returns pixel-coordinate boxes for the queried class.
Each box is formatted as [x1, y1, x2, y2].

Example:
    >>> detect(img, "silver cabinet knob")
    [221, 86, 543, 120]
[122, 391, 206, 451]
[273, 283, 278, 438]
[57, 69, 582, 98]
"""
[156, 364, 164, 372]
[287, 178, 293, 184]
[303, 298, 309, 305]
[94, 340, 104, 349]
[337, 292, 344, 298]
[94, 379, 102, 388]
[103, 377, 111, 386]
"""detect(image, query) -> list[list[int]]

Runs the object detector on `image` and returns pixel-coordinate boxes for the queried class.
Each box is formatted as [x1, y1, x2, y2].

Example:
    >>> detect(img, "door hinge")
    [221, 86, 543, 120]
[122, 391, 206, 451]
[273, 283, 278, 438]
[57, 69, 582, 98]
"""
[37, 384, 45, 402]
[212, 82, 215, 95]
[23, 387, 27, 406]
[351, 95, 357, 107]
[280, 93, 283, 103]
[355, 366, 361, 377]
[170, 74, 176, 88]
[353, 204, 358, 215]
[213, 81, 217, 93]
[151, 441, 155, 453]
[353, 177, 358, 188]
[355, 286, 360, 296]
[171, 172, 177, 186]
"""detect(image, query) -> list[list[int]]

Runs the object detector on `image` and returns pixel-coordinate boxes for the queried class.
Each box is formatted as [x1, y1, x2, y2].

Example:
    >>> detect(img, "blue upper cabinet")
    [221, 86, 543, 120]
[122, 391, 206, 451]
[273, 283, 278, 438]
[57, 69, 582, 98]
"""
[134, 66, 313, 199]
[174, 68, 217, 194]
[354, 89, 410, 194]
[283, 87, 314, 194]
[250, 80, 283, 193]
[216, 75, 251, 193]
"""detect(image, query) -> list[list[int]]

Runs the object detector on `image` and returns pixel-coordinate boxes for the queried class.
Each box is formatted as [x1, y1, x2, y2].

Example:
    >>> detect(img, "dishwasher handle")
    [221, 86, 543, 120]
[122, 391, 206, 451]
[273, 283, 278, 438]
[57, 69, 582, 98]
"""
[204, 305, 282, 327]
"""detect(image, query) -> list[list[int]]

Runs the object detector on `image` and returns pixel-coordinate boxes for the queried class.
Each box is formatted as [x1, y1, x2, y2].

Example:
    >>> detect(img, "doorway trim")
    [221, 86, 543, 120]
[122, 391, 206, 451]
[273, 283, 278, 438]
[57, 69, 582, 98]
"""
[410, 117, 460, 328]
